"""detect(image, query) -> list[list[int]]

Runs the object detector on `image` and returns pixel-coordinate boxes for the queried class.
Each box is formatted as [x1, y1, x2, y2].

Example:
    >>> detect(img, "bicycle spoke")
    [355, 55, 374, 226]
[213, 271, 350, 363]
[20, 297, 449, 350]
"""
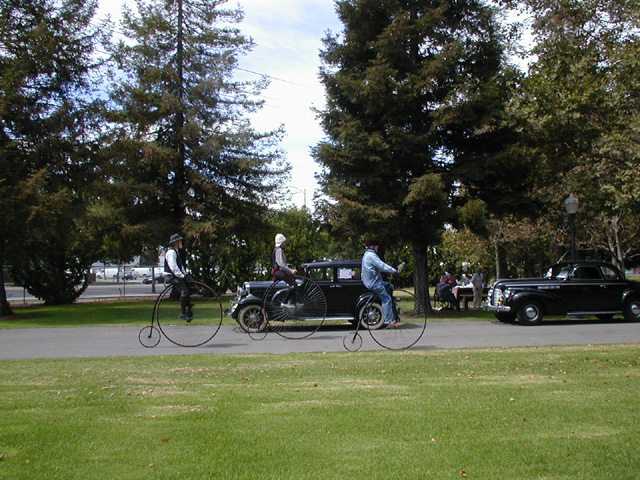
[367, 289, 427, 350]
[156, 281, 223, 347]
[263, 276, 327, 339]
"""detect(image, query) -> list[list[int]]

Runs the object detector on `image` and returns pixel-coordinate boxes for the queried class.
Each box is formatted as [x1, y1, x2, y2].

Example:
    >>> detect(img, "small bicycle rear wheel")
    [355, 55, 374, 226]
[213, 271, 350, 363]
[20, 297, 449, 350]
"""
[247, 315, 269, 341]
[138, 325, 161, 348]
[156, 280, 223, 347]
[343, 332, 363, 352]
[263, 276, 327, 339]
[367, 289, 427, 350]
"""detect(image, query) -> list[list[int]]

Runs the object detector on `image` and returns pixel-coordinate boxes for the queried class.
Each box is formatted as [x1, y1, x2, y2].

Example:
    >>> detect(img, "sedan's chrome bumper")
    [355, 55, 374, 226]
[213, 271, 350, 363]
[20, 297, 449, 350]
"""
[484, 304, 512, 313]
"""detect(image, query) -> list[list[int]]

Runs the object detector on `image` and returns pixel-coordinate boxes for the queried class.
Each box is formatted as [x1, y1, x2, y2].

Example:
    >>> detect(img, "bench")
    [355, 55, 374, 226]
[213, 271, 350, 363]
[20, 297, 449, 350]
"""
[453, 286, 489, 310]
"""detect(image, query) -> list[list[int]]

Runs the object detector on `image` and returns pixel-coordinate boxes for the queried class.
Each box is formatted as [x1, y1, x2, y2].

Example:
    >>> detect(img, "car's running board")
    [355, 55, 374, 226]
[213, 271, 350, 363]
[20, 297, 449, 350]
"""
[568, 310, 622, 316]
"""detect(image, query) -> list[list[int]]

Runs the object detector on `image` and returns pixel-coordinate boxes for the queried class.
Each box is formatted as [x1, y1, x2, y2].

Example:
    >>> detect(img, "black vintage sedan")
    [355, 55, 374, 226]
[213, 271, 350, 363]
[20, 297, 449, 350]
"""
[485, 261, 640, 325]
[229, 260, 384, 332]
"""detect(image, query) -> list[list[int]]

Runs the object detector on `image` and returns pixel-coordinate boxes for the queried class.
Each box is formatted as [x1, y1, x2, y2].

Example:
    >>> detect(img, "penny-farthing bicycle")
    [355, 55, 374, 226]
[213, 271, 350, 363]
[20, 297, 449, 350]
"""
[139, 279, 223, 348]
[250, 275, 327, 340]
[343, 288, 427, 351]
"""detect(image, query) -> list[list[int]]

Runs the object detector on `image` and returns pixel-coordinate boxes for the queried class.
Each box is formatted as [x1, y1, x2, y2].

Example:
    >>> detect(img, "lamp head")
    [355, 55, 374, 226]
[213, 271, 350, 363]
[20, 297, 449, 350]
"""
[564, 193, 579, 215]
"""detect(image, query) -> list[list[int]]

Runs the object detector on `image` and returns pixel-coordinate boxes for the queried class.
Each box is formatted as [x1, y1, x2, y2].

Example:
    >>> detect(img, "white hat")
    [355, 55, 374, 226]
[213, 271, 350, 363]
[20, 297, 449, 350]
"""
[275, 233, 287, 247]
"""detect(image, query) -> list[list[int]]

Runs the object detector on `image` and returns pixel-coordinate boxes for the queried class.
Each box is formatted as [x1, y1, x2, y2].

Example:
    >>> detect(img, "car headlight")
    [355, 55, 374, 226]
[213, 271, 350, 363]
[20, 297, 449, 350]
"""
[236, 286, 247, 299]
[494, 288, 512, 306]
[493, 288, 511, 305]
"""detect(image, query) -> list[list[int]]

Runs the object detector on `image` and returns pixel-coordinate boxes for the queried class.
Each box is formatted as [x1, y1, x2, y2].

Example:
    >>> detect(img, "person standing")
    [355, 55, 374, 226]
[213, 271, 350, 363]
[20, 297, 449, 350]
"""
[272, 233, 298, 306]
[361, 238, 403, 327]
[471, 267, 485, 309]
[164, 234, 192, 321]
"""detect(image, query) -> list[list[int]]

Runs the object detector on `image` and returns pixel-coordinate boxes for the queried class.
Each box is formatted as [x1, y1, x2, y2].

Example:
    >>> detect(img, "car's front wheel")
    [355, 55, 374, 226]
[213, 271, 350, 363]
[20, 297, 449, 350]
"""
[358, 302, 385, 330]
[623, 297, 640, 322]
[494, 311, 517, 323]
[516, 300, 544, 326]
[237, 304, 267, 333]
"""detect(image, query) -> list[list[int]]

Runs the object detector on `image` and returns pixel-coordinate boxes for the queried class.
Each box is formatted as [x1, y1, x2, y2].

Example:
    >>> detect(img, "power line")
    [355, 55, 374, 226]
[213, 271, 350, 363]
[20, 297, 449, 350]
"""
[236, 67, 313, 89]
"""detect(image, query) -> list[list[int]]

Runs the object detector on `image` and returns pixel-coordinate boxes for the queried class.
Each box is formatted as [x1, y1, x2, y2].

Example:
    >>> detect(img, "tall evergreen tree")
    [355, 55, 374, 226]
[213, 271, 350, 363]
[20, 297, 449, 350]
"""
[103, 0, 287, 286]
[0, 0, 107, 310]
[314, 0, 507, 306]
[510, 0, 640, 269]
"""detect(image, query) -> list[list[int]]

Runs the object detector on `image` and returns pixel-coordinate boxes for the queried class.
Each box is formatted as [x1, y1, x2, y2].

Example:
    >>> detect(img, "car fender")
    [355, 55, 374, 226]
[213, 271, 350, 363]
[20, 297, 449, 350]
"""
[354, 292, 378, 317]
[622, 287, 640, 303]
[509, 290, 566, 315]
[230, 295, 264, 319]
[236, 294, 263, 306]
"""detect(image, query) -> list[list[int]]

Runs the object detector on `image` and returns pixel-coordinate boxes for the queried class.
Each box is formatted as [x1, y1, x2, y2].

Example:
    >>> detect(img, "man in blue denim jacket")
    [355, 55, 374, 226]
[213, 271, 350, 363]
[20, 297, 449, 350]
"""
[362, 238, 403, 328]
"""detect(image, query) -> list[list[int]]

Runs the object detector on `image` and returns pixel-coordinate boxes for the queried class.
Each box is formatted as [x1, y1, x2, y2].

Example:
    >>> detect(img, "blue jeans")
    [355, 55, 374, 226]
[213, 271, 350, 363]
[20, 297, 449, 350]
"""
[369, 282, 395, 324]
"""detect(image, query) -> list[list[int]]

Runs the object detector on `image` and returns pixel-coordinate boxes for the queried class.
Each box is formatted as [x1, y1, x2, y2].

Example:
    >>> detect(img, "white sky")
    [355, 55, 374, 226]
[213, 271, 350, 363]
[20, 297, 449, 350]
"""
[98, 0, 343, 210]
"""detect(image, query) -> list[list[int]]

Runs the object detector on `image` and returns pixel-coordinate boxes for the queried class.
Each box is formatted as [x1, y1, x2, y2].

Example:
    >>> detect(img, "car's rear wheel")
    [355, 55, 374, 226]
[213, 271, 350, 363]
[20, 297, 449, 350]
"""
[623, 297, 640, 322]
[358, 302, 384, 330]
[237, 304, 267, 333]
[517, 300, 544, 326]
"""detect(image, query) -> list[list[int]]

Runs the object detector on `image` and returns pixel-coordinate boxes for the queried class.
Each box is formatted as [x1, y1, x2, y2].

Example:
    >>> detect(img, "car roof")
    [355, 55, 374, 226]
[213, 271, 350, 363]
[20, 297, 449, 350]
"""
[541, 261, 626, 279]
[301, 260, 361, 268]
[550, 261, 621, 271]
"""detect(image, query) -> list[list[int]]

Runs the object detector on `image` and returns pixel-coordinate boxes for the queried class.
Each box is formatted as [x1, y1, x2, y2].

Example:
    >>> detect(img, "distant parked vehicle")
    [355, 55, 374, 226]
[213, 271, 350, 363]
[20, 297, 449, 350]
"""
[142, 273, 166, 284]
[122, 271, 137, 281]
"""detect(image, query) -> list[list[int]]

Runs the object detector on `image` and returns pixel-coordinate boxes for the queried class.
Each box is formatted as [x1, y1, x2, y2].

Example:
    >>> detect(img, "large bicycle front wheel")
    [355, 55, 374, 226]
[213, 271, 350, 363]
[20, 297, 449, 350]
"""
[156, 280, 223, 347]
[263, 276, 327, 339]
[366, 289, 427, 350]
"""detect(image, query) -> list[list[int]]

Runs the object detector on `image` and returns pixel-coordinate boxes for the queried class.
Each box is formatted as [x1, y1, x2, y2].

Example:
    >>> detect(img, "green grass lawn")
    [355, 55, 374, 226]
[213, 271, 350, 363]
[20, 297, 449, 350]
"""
[0, 345, 638, 479]
[0, 298, 496, 329]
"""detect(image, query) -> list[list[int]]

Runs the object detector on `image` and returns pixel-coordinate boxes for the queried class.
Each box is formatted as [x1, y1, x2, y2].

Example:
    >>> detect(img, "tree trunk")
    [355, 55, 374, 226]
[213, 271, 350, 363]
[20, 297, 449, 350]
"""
[495, 242, 509, 279]
[0, 249, 14, 316]
[412, 240, 433, 314]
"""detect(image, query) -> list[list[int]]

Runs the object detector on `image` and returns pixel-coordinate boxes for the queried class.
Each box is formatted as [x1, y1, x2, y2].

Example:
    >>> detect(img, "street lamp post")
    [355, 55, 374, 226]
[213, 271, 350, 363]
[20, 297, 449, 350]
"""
[564, 193, 580, 262]
[288, 186, 307, 209]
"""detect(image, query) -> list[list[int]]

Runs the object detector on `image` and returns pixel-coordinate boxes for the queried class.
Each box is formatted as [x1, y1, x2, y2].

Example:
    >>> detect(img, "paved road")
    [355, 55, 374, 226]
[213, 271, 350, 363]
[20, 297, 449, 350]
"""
[1, 320, 639, 360]
[5, 282, 162, 304]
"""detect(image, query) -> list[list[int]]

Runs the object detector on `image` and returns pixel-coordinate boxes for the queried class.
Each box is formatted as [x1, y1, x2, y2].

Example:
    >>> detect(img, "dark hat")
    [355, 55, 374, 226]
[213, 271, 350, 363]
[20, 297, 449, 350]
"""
[365, 237, 379, 247]
[169, 234, 184, 245]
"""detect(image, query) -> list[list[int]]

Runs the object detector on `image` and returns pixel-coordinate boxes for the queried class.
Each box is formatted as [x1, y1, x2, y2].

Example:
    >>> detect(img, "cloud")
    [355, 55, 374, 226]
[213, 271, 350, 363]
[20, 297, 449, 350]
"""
[236, 0, 342, 208]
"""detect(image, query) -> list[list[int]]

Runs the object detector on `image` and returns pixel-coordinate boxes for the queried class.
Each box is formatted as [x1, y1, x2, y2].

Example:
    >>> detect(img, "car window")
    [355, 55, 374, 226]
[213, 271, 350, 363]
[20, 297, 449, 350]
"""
[337, 267, 361, 281]
[555, 267, 572, 280]
[306, 267, 331, 282]
[573, 267, 603, 280]
[601, 266, 620, 281]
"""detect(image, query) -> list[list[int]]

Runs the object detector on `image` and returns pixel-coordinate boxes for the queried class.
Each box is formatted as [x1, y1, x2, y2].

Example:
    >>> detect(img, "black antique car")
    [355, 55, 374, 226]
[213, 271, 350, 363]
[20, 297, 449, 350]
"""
[484, 261, 640, 325]
[229, 260, 384, 332]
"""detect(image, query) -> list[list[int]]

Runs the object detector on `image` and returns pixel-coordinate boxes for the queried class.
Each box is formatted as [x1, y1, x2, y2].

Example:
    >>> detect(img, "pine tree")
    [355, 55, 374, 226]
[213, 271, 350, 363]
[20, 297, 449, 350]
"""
[314, 0, 507, 306]
[0, 0, 107, 309]
[511, 0, 640, 268]
[103, 0, 287, 286]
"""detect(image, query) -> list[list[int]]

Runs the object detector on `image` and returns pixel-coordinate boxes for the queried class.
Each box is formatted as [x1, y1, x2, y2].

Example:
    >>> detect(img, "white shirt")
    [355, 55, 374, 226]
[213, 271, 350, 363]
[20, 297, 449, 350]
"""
[166, 248, 186, 278]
